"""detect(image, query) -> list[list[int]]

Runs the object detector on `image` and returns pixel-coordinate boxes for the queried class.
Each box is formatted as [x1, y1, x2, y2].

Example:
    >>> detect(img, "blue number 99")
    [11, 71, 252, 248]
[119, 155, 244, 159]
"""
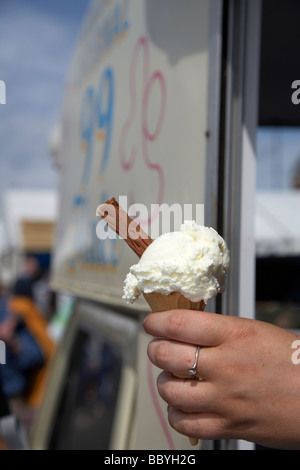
[95, 67, 114, 175]
[79, 86, 95, 186]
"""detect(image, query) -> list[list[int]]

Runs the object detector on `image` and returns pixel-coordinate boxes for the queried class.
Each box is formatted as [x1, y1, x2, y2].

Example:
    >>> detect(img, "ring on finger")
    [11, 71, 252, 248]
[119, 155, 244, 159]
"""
[188, 345, 203, 380]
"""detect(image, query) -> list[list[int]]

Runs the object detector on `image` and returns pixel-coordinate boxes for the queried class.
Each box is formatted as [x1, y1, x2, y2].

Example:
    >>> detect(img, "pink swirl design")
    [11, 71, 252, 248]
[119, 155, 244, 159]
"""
[119, 36, 166, 225]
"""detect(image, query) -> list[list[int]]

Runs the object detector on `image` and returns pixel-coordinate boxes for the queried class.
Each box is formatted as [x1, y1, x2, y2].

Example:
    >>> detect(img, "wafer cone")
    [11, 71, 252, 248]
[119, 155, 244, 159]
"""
[143, 291, 205, 447]
[143, 292, 206, 313]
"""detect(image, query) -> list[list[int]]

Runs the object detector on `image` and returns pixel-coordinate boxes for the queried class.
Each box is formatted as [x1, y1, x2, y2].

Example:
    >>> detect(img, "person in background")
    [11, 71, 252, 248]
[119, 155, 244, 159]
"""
[0, 276, 55, 411]
[19, 255, 51, 319]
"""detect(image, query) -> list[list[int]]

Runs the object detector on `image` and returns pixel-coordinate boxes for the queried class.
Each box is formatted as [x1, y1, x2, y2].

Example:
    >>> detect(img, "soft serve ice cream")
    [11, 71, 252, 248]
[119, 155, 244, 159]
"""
[123, 220, 230, 305]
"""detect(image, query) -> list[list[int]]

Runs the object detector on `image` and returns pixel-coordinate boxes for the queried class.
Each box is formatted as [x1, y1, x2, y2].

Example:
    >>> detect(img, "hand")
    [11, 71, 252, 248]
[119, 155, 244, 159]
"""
[143, 309, 300, 449]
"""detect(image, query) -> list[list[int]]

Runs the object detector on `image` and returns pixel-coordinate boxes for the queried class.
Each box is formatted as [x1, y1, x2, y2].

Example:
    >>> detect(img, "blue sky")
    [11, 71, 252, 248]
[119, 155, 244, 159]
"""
[0, 0, 90, 215]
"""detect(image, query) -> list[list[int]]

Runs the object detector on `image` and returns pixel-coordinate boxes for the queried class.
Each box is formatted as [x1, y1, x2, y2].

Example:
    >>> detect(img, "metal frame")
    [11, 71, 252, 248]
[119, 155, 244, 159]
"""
[205, 0, 262, 450]
[205, 0, 223, 231]
[223, 0, 262, 450]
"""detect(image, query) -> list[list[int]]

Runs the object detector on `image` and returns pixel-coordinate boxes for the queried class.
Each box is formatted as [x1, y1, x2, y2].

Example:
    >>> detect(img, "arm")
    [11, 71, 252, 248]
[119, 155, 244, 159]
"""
[144, 310, 300, 449]
[0, 314, 19, 343]
[0, 314, 21, 353]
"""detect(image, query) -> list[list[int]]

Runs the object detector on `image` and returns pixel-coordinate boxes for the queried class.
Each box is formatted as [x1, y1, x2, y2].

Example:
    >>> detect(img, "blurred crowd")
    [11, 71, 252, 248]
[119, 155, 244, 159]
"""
[0, 255, 56, 441]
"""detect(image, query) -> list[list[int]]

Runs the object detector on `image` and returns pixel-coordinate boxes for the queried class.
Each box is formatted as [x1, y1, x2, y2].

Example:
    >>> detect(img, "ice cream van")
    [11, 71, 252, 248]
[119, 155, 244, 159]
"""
[30, 0, 264, 450]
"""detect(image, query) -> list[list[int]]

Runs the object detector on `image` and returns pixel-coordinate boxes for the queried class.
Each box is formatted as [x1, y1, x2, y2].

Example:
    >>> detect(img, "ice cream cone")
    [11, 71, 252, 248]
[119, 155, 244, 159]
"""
[143, 291, 206, 313]
[143, 291, 205, 447]
[97, 198, 229, 448]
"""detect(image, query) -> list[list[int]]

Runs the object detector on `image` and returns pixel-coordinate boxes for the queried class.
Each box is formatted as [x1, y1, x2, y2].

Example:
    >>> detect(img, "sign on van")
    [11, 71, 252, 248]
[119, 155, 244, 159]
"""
[51, 0, 210, 307]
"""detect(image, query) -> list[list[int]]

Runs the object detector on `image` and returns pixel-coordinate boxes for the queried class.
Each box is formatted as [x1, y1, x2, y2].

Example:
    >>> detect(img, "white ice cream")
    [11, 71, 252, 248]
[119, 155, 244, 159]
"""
[122, 220, 230, 304]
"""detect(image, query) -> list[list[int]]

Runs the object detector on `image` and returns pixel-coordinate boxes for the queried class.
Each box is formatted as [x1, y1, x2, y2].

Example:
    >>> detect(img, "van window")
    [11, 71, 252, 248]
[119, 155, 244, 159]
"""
[48, 328, 122, 449]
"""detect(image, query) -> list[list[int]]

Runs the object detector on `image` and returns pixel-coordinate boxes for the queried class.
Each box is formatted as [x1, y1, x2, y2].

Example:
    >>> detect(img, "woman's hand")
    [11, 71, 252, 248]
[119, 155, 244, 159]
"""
[144, 310, 300, 449]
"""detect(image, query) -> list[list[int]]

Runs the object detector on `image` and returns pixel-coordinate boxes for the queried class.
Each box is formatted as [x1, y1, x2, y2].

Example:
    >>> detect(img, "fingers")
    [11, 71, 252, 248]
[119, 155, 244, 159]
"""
[148, 338, 217, 380]
[156, 372, 230, 440]
[144, 309, 229, 347]
[157, 371, 221, 414]
[167, 407, 229, 441]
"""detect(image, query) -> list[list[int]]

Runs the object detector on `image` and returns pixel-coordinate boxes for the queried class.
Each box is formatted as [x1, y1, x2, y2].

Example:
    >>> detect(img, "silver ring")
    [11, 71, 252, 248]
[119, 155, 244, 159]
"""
[188, 345, 201, 377]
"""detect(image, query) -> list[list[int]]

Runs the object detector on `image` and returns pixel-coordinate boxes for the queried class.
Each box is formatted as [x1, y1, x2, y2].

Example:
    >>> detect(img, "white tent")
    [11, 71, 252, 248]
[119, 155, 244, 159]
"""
[255, 190, 300, 257]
